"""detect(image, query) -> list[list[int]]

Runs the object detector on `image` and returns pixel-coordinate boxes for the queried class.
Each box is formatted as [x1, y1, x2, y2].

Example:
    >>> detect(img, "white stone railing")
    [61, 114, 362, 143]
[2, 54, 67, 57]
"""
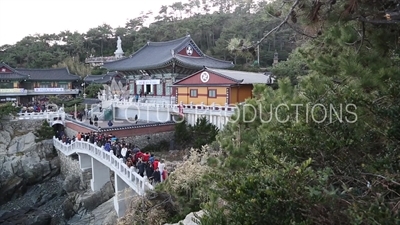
[53, 137, 154, 195]
[85, 56, 122, 63]
[108, 99, 238, 113]
[16, 111, 65, 121]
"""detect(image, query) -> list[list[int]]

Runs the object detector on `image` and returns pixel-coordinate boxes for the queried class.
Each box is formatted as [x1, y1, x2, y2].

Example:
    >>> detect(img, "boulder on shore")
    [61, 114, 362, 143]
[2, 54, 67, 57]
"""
[0, 207, 53, 225]
[63, 181, 115, 220]
[164, 210, 204, 225]
[0, 121, 60, 205]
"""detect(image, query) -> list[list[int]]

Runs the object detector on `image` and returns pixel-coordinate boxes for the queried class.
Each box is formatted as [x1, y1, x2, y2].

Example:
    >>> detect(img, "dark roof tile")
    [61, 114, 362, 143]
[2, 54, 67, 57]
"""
[84, 72, 126, 84]
[16, 67, 80, 81]
[175, 55, 234, 69]
[103, 35, 233, 71]
[0, 62, 30, 80]
[174, 68, 274, 85]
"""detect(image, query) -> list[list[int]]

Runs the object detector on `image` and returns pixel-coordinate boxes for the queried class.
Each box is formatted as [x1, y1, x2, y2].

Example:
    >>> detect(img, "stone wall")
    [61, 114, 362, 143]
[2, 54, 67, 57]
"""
[57, 149, 80, 178]
[64, 121, 175, 138]
[57, 149, 90, 190]
[3, 119, 46, 133]
[124, 131, 174, 149]
[64, 126, 79, 137]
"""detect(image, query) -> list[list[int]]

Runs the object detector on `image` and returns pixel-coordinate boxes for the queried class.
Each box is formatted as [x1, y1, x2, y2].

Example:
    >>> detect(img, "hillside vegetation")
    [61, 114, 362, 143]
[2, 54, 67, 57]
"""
[0, 0, 300, 74]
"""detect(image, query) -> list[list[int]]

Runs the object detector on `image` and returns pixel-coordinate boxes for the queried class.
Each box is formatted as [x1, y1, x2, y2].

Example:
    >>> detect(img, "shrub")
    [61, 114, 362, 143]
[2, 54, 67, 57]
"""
[35, 120, 55, 142]
[119, 146, 217, 224]
[174, 117, 219, 150]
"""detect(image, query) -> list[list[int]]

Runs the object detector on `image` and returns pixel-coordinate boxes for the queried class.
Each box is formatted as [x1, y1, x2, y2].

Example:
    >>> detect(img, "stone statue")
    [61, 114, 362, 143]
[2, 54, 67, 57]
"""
[114, 36, 124, 58]
[117, 36, 122, 50]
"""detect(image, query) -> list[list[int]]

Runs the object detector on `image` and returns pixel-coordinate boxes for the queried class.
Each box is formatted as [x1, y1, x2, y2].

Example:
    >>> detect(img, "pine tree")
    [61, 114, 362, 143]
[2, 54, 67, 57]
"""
[191, 117, 219, 150]
[35, 120, 55, 142]
[200, 0, 400, 224]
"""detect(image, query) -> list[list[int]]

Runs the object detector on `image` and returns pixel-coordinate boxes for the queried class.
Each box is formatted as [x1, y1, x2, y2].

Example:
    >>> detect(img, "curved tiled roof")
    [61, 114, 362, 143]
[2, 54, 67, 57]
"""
[174, 68, 274, 85]
[210, 68, 273, 84]
[17, 67, 79, 81]
[84, 72, 126, 84]
[103, 35, 233, 71]
[84, 74, 105, 82]
[175, 55, 234, 69]
[0, 62, 30, 80]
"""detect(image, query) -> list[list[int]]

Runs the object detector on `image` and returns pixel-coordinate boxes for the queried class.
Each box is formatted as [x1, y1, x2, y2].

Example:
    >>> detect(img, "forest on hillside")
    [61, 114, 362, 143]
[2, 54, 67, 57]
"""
[111, 0, 400, 224]
[0, 0, 302, 75]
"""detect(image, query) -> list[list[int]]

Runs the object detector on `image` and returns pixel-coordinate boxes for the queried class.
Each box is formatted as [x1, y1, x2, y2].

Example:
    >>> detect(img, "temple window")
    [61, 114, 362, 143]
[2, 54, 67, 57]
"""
[208, 89, 217, 98]
[58, 82, 69, 89]
[190, 89, 198, 97]
[39, 82, 50, 88]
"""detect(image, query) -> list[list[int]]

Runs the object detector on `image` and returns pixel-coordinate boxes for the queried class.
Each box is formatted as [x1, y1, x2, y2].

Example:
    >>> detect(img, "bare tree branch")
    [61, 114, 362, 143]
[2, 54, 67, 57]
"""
[286, 22, 318, 39]
[249, 0, 301, 49]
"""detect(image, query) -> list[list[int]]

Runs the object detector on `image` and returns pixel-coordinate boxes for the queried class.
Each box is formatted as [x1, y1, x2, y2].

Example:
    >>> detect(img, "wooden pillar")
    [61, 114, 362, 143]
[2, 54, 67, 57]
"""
[134, 82, 137, 95]
[153, 84, 157, 96]
[162, 82, 166, 96]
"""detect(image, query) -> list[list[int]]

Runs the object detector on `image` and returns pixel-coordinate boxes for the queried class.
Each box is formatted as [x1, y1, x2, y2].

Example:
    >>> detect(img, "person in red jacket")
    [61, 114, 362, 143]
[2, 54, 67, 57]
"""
[153, 158, 159, 171]
[142, 152, 150, 162]
[162, 169, 168, 181]
[135, 151, 144, 162]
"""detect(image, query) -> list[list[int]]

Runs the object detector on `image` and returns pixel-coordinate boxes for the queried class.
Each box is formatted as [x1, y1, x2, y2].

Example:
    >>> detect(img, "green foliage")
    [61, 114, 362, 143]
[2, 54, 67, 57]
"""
[272, 46, 309, 85]
[90, 67, 107, 75]
[174, 119, 192, 148]
[199, 2, 400, 223]
[0, 103, 19, 120]
[0, 1, 298, 70]
[85, 83, 104, 98]
[52, 56, 91, 77]
[35, 120, 55, 142]
[155, 148, 214, 224]
[202, 158, 333, 225]
[191, 117, 219, 149]
[48, 97, 84, 114]
[174, 117, 219, 149]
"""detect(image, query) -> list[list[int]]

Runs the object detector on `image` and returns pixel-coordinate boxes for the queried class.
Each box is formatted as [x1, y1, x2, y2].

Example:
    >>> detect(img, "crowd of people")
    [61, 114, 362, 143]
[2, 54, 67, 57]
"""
[56, 130, 168, 185]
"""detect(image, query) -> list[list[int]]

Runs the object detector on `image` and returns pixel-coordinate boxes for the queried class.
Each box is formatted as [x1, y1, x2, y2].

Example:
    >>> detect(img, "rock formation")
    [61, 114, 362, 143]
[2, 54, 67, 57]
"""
[61, 173, 117, 224]
[164, 210, 204, 225]
[0, 120, 60, 205]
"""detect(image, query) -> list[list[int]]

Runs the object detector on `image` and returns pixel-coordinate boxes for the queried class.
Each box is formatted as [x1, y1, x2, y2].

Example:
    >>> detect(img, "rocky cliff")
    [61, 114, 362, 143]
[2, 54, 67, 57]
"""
[0, 120, 60, 205]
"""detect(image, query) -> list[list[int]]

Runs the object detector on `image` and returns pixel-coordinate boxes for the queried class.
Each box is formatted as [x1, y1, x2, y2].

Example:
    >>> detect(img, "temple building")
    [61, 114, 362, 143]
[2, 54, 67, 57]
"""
[102, 35, 234, 96]
[173, 67, 274, 105]
[83, 71, 126, 85]
[0, 62, 80, 104]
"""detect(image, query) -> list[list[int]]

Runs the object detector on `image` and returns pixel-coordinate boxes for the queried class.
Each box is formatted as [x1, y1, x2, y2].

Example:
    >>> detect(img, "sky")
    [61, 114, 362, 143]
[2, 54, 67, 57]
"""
[0, 0, 188, 46]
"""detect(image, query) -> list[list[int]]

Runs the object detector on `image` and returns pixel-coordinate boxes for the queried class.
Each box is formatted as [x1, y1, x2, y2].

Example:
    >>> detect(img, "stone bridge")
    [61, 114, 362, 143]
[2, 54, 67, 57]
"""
[53, 137, 153, 217]
[15, 112, 65, 127]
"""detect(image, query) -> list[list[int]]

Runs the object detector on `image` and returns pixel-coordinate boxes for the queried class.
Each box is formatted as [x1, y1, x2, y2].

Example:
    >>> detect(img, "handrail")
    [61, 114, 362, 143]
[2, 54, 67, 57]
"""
[26, 89, 79, 93]
[104, 100, 238, 112]
[53, 137, 154, 195]
[65, 117, 175, 132]
[16, 112, 65, 121]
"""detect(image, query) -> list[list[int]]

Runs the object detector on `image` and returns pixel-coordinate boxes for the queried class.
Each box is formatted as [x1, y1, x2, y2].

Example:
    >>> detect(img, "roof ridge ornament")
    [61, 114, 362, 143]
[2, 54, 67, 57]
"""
[171, 49, 175, 57]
